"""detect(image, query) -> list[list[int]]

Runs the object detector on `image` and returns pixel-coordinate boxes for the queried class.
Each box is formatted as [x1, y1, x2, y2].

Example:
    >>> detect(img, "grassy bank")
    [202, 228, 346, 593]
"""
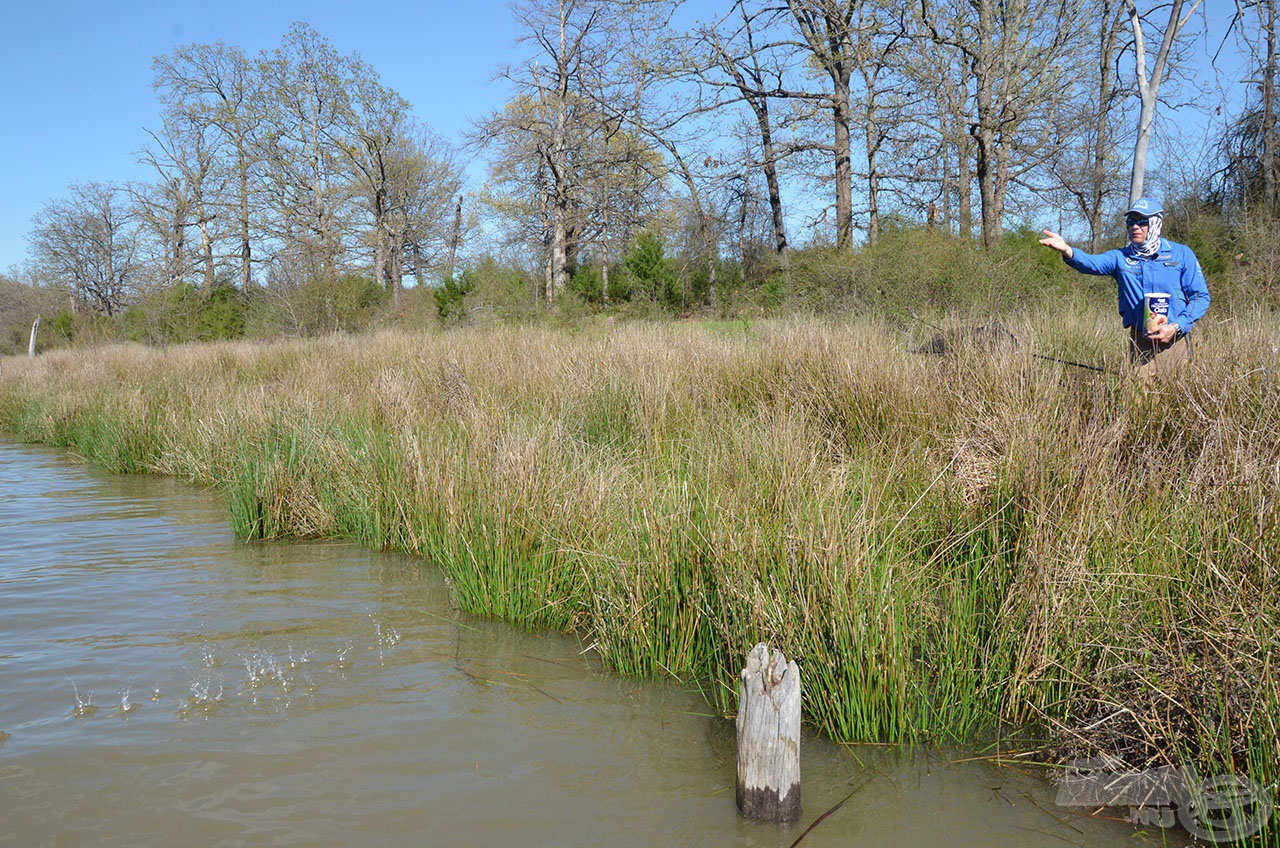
[1, 313, 1277, 824]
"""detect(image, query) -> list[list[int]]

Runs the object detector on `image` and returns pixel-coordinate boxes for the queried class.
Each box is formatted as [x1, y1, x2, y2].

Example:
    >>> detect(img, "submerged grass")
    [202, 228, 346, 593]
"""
[1, 312, 1277, 837]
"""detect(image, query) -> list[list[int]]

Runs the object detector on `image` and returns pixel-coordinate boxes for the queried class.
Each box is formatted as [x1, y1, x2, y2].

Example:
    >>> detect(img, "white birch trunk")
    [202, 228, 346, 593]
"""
[1126, 0, 1201, 204]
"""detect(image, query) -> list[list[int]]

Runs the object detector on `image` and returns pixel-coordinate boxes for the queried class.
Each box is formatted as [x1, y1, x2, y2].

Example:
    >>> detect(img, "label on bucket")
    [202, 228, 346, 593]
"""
[1144, 292, 1171, 334]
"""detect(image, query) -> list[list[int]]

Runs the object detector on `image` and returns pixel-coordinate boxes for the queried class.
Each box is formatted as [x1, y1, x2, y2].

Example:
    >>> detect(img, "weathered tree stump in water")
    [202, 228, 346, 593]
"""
[736, 642, 801, 822]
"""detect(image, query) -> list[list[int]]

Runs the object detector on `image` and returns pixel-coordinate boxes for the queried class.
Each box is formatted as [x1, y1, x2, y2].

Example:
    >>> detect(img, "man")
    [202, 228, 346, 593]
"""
[1039, 198, 1210, 376]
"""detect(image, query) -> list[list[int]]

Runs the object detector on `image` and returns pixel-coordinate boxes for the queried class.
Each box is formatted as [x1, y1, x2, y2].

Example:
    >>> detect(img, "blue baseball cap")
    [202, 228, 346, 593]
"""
[1125, 197, 1163, 217]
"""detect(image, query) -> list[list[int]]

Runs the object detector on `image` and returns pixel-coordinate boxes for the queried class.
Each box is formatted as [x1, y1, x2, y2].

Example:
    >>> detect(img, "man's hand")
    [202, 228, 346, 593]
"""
[1038, 230, 1073, 259]
[1147, 323, 1179, 343]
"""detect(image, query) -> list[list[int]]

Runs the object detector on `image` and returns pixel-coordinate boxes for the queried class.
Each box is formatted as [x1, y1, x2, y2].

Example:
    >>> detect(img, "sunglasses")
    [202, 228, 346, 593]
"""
[1125, 217, 1151, 228]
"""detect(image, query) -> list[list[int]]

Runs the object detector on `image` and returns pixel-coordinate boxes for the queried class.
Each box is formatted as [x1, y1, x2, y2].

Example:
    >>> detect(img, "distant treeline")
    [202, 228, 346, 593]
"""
[2, 213, 1275, 357]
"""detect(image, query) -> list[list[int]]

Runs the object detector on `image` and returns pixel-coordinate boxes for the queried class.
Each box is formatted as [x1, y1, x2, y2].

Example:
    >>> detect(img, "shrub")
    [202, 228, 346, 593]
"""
[625, 231, 680, 310]
[122, 284, 249, 345]
[457, 257, 538, 323]
[568, 265, 604, 303]
[198, 284, 248, 340]
[433, 273, 476, 321]
[290, 273, 388, 335]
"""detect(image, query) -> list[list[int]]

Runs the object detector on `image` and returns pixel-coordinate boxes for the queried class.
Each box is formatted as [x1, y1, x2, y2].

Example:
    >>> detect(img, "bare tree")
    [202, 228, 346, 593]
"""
[1214, 0, 1278, 213]
[0, 273, 64, 355]
[847, 0, 910, 242]
[921, 0, 1083, 247]
[338, 69, 415, 301]
[1125, 0, 1204, 203]
[1264, 0, 1279, 210]
[130, 168, 192, 291]
[690, 1, 796, 253]
[480, 0, 660, 302]
[1054, 0, 1130, 249]
[138, 110, 222, 288]
[893, 34, 976, 237]
[153, 42, 264, 289]
[1265, 0, 1279, 210]
[781, 0, 860, 250]
[398, 132, 467, 290]
[257, 23, 357, 283]
[29, 183, 139, 316]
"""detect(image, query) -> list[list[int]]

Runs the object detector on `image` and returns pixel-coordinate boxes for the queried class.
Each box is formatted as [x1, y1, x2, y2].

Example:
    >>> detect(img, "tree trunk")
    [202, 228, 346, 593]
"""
[866, 113, 881, 242]
[390, 236, 403, 304]
[172, 205, 186, 287]
[941, 138, 953, 230]
[1088, 1, 1122, 251]
[540, 160, 553, 303]
[199, 218, 216, 289]
[973, 0, 1003, 248]
[374, 231, 389, 303]
[412, 242, 426, 290]
[974, 120, 1001, 247]
[238, 140, 252, 289]
[860, 57, 889, 244]
[1265, 0, 1278, 211]
[1126, 0, 1193, 205]
[751, 98, 788, 253]
[957, 127, 973, 238]
[545, 0, 574, 305]
[550, 194, 571, 303]
[833, 72, 854, 250]
[446, 195, 463, 281]
[373, 188, 390, 296]
[1129, 86, 1157, 203]
[28, 316, 40, 358]
[995, 145, 1010, 239]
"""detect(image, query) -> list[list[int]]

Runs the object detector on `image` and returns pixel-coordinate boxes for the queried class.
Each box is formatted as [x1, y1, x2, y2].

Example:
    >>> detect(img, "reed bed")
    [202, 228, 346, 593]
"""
[2, 312, 1277, 818]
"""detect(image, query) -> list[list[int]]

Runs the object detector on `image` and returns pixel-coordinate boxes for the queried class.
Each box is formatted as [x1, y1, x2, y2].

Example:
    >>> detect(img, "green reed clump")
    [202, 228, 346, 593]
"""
[1, 314, 1277, 828]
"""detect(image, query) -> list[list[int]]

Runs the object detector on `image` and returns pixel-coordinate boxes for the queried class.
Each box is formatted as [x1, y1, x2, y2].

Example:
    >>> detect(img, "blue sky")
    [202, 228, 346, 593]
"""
[0, 0, 524, 273]
[0, 0, 1256, 274]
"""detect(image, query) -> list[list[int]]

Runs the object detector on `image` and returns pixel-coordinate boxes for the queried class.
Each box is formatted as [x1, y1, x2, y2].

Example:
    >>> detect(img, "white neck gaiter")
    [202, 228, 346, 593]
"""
[1132, 214, 1163, 258]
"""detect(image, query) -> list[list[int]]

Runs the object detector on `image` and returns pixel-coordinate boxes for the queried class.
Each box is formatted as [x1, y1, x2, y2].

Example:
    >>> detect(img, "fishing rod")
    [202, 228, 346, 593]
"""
[1028, 352, 1114, 374]
[904, 310, 1116, 375]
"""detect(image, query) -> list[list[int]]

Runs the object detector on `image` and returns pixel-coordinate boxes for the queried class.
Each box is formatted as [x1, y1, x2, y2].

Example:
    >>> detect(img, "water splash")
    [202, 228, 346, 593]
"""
[273, 658, 293, 693]
[118, 687, 138, 717]
[179, 676, 224, 719]
[58, 617, 409, 725]
[241, 650, 280, 690]
[375, 621, 401, 649]
[70, 682, 97, 718]
[287, 645, 311, 670]
[372, 617, 401, 666]
[335, 641, 355, 672]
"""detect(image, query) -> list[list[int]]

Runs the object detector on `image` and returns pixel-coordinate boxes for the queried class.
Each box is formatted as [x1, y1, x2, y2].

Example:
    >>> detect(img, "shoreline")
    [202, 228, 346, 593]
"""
[1, 317, 1275, 829]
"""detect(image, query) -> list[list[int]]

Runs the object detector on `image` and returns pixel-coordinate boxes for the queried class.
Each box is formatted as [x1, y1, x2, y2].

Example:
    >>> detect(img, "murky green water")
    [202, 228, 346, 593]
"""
[0, 440, 1179, 847]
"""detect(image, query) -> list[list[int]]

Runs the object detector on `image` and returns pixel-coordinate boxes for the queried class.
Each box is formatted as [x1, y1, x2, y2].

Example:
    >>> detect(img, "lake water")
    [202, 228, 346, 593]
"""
[0, 439, 1177, 847]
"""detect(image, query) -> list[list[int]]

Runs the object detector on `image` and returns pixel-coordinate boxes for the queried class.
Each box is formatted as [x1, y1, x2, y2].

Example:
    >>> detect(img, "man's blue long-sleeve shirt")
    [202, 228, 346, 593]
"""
[1064, 239, 1210, 332]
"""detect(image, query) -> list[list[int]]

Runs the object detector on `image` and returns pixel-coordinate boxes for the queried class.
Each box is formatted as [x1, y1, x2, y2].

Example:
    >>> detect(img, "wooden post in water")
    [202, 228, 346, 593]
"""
[28, 315, 40, 358]
[736, 642, 801, 822]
